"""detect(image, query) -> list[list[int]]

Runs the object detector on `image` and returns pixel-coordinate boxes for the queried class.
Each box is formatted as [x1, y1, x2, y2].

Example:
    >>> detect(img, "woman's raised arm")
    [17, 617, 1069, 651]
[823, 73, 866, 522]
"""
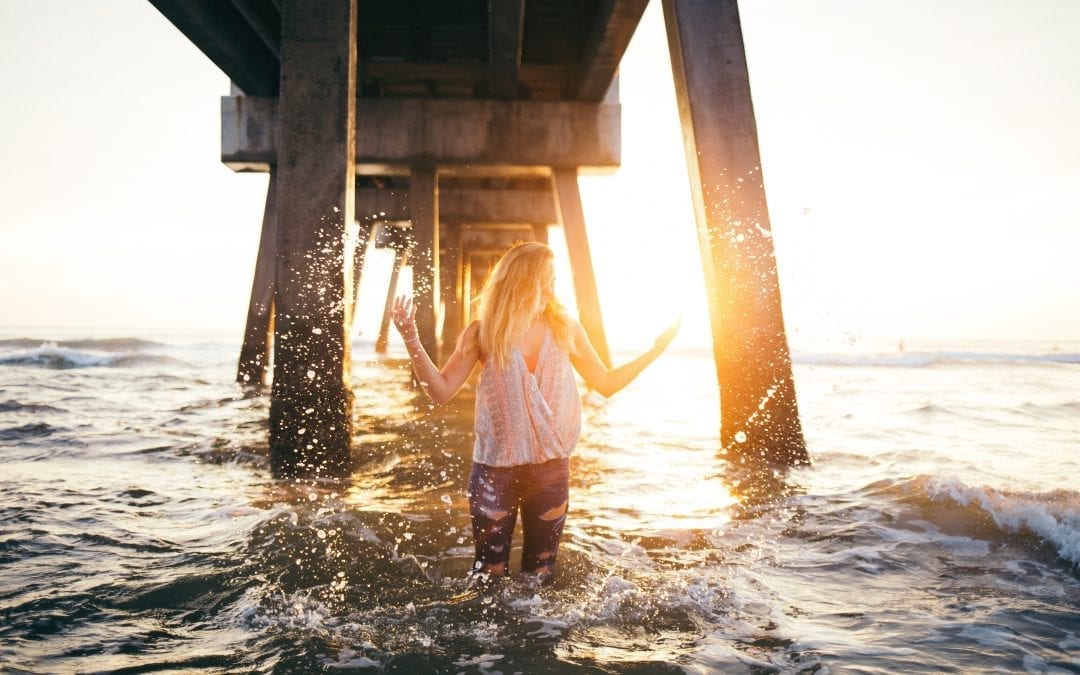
[569, 318, 679, 398]
[391, 296, 480, 404]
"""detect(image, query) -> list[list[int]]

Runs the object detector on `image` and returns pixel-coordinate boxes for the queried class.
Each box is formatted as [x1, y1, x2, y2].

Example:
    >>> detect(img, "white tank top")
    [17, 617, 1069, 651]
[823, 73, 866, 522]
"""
[472, 327, 582, 466]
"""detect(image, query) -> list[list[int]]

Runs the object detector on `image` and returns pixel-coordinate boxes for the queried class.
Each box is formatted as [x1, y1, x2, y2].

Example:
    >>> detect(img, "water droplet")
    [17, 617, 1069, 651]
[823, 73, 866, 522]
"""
[317, 529, 327, 539]
[306, 370, 316, 379]
[735, 431, 747, 444]
[312, 327, 323, 335]
[440, 494, 452, 505]
[298, 428, 306, 435]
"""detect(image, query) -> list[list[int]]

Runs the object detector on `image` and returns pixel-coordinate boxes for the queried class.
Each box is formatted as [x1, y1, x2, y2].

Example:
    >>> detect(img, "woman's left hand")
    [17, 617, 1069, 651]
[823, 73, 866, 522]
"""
[654, 316, 681, 351]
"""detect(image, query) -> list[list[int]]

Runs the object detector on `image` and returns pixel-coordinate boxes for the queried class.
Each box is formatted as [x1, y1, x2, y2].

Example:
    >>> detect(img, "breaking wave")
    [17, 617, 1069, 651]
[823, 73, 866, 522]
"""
[0, 342, 182, 369]
[898, 475, 1080, 567]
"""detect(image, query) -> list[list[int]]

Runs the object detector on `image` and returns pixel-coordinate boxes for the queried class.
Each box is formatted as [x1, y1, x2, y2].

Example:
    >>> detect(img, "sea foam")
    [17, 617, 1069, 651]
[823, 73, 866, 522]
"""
[918, 476, 1080, 566]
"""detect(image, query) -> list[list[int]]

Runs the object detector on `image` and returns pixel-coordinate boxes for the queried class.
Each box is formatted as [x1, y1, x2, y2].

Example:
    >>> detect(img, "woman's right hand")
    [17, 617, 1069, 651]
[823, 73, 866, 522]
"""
[391, 295, 418, 341]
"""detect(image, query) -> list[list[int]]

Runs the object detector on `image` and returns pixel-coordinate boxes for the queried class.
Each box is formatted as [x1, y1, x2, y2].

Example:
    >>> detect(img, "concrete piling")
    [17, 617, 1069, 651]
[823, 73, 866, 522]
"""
[349, 220, 374, 333]
[409, 164, 441, 364]
[662, 0, 808, 465]
[237, 172, 278, 387]
[268, 0, 357, 478]
[375, 244, 409, 354]
[440, 222, 463, 352]
[553, 168, 611, 367]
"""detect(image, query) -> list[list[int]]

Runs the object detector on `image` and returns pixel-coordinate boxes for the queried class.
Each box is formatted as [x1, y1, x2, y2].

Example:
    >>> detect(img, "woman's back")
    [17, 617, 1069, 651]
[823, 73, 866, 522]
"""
[473, 323, 582, 468]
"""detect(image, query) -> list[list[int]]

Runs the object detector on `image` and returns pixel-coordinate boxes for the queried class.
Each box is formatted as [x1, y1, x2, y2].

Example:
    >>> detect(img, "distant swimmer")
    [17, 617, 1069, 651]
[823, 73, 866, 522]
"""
[391, 242, 678, 585]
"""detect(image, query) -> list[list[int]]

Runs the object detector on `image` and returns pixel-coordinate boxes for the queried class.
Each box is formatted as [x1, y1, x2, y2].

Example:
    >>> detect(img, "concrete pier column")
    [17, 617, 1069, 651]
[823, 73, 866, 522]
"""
[662, 0, 807, 465]
[440, 222, 464, 349]
[350, 220, 375, 330]
[552, 168, 610, 367]
[238, 172, 278, 386]
[410, 164, 441, 363]
[269, 0, 358, 479]
[375, 246, 409, 354]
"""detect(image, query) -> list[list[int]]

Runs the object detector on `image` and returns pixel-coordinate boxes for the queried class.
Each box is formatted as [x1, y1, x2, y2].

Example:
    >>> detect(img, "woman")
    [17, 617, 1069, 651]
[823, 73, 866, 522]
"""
[392, 242, 678, 583]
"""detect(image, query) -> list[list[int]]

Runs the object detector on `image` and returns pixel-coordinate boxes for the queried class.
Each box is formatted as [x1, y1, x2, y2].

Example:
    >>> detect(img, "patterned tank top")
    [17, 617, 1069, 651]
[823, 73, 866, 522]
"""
[472, 326, 582, 467]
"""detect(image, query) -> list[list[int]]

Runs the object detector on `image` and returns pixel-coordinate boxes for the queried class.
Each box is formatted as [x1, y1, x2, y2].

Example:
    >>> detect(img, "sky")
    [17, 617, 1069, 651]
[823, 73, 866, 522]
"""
[1, 0, 1078, 350]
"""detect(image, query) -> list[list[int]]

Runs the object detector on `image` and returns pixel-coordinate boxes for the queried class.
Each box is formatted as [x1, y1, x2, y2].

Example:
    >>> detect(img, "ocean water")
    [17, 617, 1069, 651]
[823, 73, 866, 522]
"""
[0, 330, 1077, 673]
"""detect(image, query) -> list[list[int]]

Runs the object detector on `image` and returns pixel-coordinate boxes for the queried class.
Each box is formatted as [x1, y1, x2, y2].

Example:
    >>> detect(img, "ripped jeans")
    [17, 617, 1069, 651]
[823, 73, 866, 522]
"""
[467, 458, 570, 580]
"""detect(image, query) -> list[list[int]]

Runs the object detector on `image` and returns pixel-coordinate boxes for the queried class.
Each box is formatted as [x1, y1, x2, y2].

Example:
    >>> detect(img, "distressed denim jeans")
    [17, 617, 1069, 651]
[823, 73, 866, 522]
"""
[466, 458, 570, 580]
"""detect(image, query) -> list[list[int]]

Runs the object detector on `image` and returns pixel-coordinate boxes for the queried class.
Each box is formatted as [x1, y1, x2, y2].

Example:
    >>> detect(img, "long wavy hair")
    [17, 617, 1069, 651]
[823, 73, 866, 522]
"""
[474, 241, 575, 368]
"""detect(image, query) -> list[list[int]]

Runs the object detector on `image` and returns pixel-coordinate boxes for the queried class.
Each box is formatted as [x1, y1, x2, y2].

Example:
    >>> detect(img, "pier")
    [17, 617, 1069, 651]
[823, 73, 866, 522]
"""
[148, 0, 808, 476]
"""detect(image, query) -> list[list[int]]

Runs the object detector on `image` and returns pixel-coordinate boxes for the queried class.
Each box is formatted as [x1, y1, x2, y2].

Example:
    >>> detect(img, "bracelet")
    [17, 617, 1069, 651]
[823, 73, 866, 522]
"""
[403, 335, 422, 346]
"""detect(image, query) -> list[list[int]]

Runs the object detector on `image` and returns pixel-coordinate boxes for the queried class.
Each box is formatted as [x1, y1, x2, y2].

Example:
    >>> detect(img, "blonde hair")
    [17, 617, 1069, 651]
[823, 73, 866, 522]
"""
[474, 241, 575, 368]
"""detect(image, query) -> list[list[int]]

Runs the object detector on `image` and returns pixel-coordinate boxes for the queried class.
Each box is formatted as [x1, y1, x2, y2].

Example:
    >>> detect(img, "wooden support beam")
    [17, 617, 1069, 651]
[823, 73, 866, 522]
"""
[488, 0, 525, 99]
[552, 168, 610, 367]
[269, 0, 357, 479]
[375, 248, 408, 353]
[663, 0, 807, 465]
[237, 172, 279, 386]
[573, 0, 649, 101]
[147, 0, 279, 96]
[532, 223, 549, 245]
[410, 164, 441, 363]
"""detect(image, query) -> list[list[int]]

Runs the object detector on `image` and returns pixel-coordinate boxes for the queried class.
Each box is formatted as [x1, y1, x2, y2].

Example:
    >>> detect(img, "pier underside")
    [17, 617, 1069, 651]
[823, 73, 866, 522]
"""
[150, 0, 807, 476]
